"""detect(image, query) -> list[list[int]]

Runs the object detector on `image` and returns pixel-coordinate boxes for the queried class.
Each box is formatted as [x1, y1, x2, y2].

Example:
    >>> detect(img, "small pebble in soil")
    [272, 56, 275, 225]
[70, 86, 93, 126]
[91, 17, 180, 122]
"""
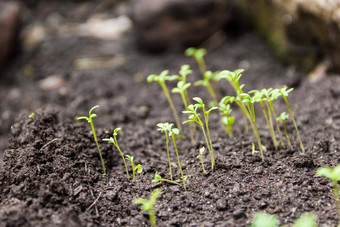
[216, 199, 228, 211]
[232, 209, 246, 219]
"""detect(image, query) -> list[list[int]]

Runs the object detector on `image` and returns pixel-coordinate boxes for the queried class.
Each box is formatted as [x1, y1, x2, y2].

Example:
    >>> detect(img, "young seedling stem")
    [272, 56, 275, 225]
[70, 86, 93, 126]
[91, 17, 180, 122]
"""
[133, 188, 162, 227]
[185, 47, 207, 75]
[147, 70, 182, 132]
[77, 105, 106, 175]
[157, 123, 173, 180]
[280, 86, 305, 152]
[197, 147, 207, 174]
[151, 171, 180, 185]
[103, 128, 130, 180]
[277, 112, 292, 147]
[183, 97, 217, 171]
[125, 155, 142, 180]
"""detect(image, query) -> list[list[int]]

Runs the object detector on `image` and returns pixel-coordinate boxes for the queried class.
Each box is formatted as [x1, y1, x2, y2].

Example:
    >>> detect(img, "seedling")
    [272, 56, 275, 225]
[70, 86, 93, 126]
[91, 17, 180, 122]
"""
[183, 97, 217, 171]
[151, 171, 179, 185]
[277, 112, 292, 147]
[250, 212, 279, 227]
[215, 69, 248, 133]
[316, 165, 340, 225]
[266, 88, 284, 146]
[157, 123, 186, 190]
[102, 128, 130, 180]
[280, 86, 305, 152]
[219, 102, 235, 137]
[197, 147, 207, 174]
[147, 70, 182, 132]
[185, 47, 207, 75]
[28, 113, 34, 119]
[77, 105, 106, 175]
[249, 89, 279, 150]
[125, 155, 143, 180]
[133, 188, 162, 227]
[157, 123, 174, 180]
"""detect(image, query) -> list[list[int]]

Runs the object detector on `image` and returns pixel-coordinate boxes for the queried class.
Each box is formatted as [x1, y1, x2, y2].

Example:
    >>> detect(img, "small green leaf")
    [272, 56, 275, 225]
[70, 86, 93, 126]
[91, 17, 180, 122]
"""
[28, 113, 34, 119]
[251, 212, 279, 227]
[293, 213, 317, 227]
[172, 128, 179, 135]
[136, 164, 143, 173]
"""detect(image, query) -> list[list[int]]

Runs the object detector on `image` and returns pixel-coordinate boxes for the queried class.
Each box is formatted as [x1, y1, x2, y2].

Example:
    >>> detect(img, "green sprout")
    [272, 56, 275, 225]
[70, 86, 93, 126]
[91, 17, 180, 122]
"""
[316, 165, 340, 225]
[77, 105, 106, 175]
[276, 112, 292, 147]
[157, 123, 174, 180]
[151, 171, 180, 185]
[28, 113, 34, 119]
[293, 213, 317, 227]
[185, 47, 207, 75]
[157, 123, 186, 190]
[133, 188, 162, 227]
[250, 212, 279, 227]
[197, 147, 207, 174]
[249, 89, 279, 150]
[183, 97, 217, 171]
[219, 102, 235, 137]
[194, 71, 218, 105]
[102, 128, 130, 180]
[125, 155, 142, 180]
[147, 70, 182, 132]
[172, 73, 196, 143]
[215, 69, 248, 133]
[280, 86, 305, 152]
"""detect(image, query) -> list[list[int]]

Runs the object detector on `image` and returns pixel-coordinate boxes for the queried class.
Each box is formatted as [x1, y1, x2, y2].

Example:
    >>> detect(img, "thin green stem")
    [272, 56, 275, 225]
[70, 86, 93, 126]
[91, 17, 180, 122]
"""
[127, 159, 136, 180]
[201, 125, 215, 171]
[333, 182, 340, 227]
[90, 122, 106, 175]
[149, 209, 156, 227]
[158, 178, 179, 185]
[204, 112, 215, 171]
[260, 101, 278, 150]
[172, 134, 186, 191]
[114, 137, 130, 180]
[160, 83, 182, 132]
[282, 96, 305, 152]
[180, 92, 195, 144]
[269, 101, 284, 146]
[196, 58, 206, 76]
[165, 132, 173, 181]
[282, 120, 292, 147]
[199, 154, 206, 173]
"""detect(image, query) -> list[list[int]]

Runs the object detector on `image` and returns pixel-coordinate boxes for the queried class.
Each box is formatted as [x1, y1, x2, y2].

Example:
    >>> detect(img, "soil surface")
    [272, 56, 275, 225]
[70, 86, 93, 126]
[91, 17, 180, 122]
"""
[1, 1, 340, 227]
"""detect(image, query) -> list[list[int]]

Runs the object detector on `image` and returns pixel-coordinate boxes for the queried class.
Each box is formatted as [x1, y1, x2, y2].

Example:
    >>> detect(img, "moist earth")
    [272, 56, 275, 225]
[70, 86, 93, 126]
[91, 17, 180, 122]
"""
[1, 3, 340, 227]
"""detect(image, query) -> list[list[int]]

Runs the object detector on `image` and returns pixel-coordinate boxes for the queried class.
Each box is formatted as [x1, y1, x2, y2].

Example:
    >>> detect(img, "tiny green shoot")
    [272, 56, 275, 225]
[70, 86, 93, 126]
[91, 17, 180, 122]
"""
[316, 165, 340, 226]
[151, 171, 179, 185]
[183, 97, 217, 171]
[277, 112, 292, 147]
[147, 70, 182, 132]
[102, 128, 130, 180]
[133, 188, 162, 227]
[77, 105, 106, 175]
[197, 147, 207, 174]
[250, 212, 279, 227]
[157, 123, 186, 190]
[280, 86, 305, 152]
[219, 102, 235, 137]
[185, 47, 207, 75]
[157, 122, 174, 180]
[125, 155, 143, 181]
[28, 113, 34, 119]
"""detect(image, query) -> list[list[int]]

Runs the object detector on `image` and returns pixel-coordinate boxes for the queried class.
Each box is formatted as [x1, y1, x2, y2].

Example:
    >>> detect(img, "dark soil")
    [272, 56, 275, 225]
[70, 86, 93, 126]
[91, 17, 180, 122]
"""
[1, 2, 340, 227]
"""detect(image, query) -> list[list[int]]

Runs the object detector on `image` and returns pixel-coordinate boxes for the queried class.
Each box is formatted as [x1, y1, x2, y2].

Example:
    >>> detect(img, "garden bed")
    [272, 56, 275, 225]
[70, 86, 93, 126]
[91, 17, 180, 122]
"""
[1, 6, 340, 226]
